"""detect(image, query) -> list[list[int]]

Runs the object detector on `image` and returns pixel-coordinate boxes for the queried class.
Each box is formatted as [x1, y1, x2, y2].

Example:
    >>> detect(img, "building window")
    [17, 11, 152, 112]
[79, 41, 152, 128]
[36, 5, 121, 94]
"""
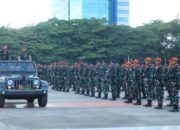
[118, 2, 129, 6]
[118, 10, 129, 14]
[118, 17, 128, 22]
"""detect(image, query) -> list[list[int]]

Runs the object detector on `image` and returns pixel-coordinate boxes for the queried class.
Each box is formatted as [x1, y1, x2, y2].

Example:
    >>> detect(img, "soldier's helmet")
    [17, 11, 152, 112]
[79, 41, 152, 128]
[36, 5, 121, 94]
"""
[133, 59, 139, 64]
[170, 57, 178, 62]
[126, 61, 131, 65]
[145, 57, 152, 62]
[156, 57, 162, 62]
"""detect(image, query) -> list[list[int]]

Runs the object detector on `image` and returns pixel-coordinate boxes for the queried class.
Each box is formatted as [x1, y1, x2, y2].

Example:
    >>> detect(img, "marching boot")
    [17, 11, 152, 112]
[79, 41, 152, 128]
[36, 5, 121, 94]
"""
[65, 89, 69, 92]
[109, 95, 116, 101]
[84, 91, 90, 96]
[90, 92, 95, 97]
[133, 99, 142, 105]
[80, 89, 85, 95]
[166, 100, 173, 106]
[96, 92, 101, 98]
[143, 100, 152, 107]
[122, 93, 128, 99]
[102, 94, 108, 100]
[116, 94, 120, 98]
[169, 105, 179, 112]
[124, 98, 132, 103]
[154, 103, 163, 109]
[75, 87, 80, 94]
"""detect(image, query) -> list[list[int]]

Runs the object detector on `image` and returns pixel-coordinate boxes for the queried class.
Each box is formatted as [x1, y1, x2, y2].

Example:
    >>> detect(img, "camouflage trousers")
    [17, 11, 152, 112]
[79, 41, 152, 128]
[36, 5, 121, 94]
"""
[143, 78, 154, 101]
[101, 79, 109, 95]
[154, 80, 164, 104]
[134, 81, 141, 100]
[170, 80, 179, 105]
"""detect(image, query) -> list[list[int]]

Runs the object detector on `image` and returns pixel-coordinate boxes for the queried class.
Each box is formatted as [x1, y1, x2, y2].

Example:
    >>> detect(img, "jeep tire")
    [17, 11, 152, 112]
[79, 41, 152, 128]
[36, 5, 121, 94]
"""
[0, 96, 5, 108]
[38, 94, 47, 107]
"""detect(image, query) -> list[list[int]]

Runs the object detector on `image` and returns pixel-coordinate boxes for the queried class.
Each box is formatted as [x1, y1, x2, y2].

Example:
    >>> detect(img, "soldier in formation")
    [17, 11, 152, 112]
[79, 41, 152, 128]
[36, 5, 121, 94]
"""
[39, 57, 180, 112]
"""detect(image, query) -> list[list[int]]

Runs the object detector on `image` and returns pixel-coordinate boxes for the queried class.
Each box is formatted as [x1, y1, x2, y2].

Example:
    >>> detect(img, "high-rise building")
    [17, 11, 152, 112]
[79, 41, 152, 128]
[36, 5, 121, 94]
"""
[51, 0, 130, 25]
[82, 0, 130, 25]
[116, 0, 130, 25]
[82, 0, 109, 20]
[51, 0, 82, 20]
[51, 0, 70, 20]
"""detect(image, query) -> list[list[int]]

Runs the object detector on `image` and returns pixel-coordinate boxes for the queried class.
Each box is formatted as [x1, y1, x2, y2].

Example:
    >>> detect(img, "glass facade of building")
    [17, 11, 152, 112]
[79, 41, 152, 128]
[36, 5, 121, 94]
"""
[82, 0, 130, 25]
[116, 0, 130, 25]
[51, 0, 130, 25]
[51, 0, 69, 20]
[82, 0, 109, 21]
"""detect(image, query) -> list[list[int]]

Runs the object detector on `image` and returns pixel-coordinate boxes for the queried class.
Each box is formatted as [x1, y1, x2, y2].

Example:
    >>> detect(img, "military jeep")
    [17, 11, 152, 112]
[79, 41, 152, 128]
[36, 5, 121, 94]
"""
[0, 60, 48, 108]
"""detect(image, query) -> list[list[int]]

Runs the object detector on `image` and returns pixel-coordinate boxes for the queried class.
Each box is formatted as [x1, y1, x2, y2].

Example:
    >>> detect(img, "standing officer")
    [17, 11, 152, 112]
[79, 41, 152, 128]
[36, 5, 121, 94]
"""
[168, 57, 180, 112]
[1, 45, 9, 60]
[154, 58, 164, 109]
[18, 46, 32, 61]
[143, 57, 155, 107]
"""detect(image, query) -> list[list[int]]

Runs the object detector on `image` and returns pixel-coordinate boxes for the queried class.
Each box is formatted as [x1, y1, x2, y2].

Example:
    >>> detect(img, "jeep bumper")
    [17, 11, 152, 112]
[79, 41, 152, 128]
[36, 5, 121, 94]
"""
[0, 90, 48, 99]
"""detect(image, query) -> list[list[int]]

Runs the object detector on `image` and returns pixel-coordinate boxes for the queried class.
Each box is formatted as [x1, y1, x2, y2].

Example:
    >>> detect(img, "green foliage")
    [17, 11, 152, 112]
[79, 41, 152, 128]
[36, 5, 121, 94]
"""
[0, 18, 179, 63]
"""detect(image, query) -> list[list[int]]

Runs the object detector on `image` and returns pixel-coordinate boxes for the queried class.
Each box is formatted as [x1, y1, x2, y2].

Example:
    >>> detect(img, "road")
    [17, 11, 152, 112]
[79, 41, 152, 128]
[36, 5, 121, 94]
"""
[0, 88, 180, 130]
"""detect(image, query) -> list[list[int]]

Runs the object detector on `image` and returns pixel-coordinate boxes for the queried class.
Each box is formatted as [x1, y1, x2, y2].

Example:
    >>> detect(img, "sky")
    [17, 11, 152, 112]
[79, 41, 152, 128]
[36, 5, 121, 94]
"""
[0, 0, 179, 28]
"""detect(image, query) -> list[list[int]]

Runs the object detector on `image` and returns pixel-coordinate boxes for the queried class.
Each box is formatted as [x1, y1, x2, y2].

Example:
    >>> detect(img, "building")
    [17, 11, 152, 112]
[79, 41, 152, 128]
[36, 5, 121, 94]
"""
[116, 0, 130, 25]
[51, 0, 70, 20]
[51, 0, 130, 25]
[82, 0, 130, 25]
[82, 0, 109, 21]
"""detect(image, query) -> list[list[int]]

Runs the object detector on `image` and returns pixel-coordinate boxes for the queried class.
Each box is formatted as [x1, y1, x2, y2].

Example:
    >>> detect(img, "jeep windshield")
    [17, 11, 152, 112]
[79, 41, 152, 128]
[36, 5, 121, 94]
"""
[0, 62, 36, 73]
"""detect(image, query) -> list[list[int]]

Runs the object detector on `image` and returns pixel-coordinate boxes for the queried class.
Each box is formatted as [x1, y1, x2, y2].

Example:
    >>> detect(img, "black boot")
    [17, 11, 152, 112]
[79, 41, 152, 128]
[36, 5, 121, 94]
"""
[80, 90, 85, 95]
[166, 101, 173, 106]
[169, 105, 179, 112]
[154, 103, 163, 109]
[125, 98, 132, 103]
[90, 92, 95, 97]
[84, 91, 90, 96]
[143, 100, 152, 107]
[65, 89, 69, 92]
[102, 94, 108, 100]
[122, 95, 128, 99]
[96, 92, 101, 98]
[133, 100, 141, 105]
[109, 95, 116, 101]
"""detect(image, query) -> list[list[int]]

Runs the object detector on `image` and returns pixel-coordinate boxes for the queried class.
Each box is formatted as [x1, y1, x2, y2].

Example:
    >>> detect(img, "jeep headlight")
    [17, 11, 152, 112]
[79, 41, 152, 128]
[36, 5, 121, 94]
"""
[7, 80, 13, 86]
[33, 80, 40, 86]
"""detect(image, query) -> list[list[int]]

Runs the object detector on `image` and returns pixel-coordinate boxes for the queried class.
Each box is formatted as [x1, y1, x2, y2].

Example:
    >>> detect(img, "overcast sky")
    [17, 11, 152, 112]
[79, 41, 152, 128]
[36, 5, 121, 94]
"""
[0, 0, 179, 28]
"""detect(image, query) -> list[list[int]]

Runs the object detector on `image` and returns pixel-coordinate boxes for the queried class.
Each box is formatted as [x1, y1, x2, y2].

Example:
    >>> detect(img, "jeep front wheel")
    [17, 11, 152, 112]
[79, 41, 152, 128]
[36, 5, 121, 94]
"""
[38, 94, 47, 107]
[0, 96, 5, 108]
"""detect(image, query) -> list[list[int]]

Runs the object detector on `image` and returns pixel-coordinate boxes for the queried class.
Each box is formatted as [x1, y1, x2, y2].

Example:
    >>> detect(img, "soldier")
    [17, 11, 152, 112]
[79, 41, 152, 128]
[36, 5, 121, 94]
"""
[121, 63, 128, 99]
[18, 46, 32, 61]
[109, 61, 118, 101]
[124, 61, 133, 103]
[167, 57, 180, 112]
[143, 57, 155, 107]
[101, 62, 110, 100]
[154, 58, 164, 109]
[95, 61, 102, 98]
[1, 45, 9, 60]
[88, 63, 96, 97]
[116, 63, 121, 98]
[132, 59, 142, 105]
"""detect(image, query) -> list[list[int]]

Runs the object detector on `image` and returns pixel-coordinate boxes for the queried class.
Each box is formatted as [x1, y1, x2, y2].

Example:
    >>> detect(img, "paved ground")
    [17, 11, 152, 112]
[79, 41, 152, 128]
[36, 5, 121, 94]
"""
[0, 88, 180, 130]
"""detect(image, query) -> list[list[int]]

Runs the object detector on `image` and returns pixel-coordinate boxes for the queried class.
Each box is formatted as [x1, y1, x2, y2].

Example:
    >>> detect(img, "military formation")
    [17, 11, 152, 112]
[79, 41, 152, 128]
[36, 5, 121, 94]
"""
[39, 57, 180, 112]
